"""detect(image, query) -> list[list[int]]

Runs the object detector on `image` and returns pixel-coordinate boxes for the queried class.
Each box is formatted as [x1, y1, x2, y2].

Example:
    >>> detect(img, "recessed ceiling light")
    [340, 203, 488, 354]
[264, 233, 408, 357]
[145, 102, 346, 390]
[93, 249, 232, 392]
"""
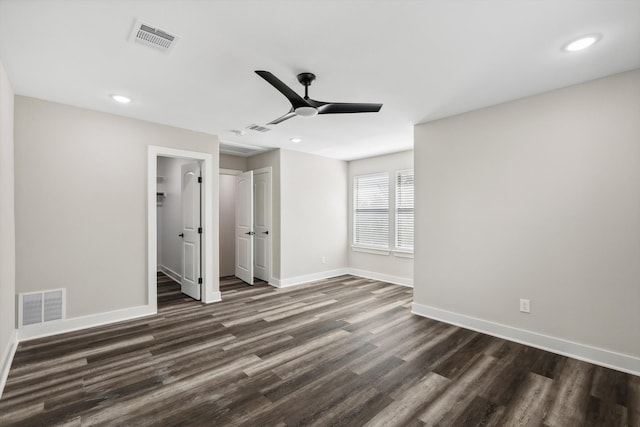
[563, 34, 601, 52]
[110, 94, 132, 104]
[290, 137, 302, 143]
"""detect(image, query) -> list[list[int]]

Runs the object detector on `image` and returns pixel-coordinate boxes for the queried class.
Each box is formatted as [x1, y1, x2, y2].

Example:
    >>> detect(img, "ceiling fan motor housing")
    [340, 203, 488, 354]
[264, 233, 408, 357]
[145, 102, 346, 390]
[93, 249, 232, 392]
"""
[297, 72, 316, 87]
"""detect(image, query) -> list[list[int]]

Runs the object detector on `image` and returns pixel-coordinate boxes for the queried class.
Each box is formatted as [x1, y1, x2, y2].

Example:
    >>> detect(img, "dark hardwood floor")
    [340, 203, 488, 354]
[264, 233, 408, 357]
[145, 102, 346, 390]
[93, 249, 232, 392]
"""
[1, 273, 638, 426]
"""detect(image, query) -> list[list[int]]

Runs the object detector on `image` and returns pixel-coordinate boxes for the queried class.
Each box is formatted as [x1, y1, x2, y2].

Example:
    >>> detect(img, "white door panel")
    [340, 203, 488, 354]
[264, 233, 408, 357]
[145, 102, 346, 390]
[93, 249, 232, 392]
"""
[255, 238, 267, 269]
[235, 171, 254, 284]
[253, 170, 271, 282]
[181, 162, 201, 300]
[237, 236, 250, 269]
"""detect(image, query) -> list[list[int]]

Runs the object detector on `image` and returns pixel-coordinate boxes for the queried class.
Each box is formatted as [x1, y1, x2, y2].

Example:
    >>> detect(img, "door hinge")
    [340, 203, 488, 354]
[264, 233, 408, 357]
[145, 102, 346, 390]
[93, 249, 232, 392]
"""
[198, 227, 202, 234]
[198, 277, 203, 284]
[197, 176, 202, 183]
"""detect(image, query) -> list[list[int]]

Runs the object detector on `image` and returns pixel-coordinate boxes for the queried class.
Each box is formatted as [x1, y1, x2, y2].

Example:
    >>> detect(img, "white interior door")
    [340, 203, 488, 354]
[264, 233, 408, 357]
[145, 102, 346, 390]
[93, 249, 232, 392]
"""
[181, 162, 201, 300]
[254, 170, 271, 282]
[235, 170, 254, 284]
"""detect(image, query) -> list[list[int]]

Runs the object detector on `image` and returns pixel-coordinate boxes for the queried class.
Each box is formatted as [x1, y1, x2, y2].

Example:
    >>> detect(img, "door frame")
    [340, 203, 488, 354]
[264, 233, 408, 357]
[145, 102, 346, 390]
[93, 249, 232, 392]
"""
[219, 166, 272, 285]
[219, 168, 242, 279]
[148, 146, 220, 313]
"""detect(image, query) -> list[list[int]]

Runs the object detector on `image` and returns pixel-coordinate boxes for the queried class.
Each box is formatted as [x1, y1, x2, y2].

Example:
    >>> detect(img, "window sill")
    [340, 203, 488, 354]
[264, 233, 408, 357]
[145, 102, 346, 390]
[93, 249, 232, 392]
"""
[351, 245, 390, 256]
[392, 249, 414, 259]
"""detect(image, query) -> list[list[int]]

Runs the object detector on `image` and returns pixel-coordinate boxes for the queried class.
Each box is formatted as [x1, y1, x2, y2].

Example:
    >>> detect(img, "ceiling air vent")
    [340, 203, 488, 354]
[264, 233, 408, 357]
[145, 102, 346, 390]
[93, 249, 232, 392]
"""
[129, 19, 179, 53]
[246, 124, 271, 133]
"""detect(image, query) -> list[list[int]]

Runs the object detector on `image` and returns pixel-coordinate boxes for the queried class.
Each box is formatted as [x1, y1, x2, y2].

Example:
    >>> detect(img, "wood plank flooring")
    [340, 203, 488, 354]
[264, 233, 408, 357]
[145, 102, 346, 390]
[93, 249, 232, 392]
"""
[1, 273, 638, 426]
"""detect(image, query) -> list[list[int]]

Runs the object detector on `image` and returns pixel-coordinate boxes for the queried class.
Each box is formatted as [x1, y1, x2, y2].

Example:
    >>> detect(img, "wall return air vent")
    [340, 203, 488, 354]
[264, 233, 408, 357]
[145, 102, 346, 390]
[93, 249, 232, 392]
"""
[129, 19, 179, 53]
[18, 289, 66, 328]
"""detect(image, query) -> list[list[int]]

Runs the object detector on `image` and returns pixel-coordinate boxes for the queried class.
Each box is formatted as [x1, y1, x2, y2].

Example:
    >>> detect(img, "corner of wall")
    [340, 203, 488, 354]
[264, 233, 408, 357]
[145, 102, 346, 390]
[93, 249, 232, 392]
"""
[0, 329, 18, 398]
[0, 60, 16, 398]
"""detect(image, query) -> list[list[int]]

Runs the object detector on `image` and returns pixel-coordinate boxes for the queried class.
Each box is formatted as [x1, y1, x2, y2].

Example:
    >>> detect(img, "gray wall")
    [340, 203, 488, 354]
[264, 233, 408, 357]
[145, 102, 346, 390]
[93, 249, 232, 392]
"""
[219, 154, 247, 172]
[0, 62, 15, 375]
[14, 97, 218, 318]
[280, 149, 348, 279]
[348, 150, 413, 283]
[414, 69, 640, 358]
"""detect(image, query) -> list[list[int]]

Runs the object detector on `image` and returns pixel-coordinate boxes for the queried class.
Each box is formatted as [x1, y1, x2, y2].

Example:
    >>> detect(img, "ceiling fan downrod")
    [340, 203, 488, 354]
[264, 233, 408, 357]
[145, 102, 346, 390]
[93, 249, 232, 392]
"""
[297, 72, 316, 99]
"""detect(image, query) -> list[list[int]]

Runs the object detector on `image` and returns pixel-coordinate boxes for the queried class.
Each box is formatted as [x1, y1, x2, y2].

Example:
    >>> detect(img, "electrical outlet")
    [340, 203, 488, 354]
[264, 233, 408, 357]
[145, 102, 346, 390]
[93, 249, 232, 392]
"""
[519, 299, 530, 313]
[321, 256, 326, 264]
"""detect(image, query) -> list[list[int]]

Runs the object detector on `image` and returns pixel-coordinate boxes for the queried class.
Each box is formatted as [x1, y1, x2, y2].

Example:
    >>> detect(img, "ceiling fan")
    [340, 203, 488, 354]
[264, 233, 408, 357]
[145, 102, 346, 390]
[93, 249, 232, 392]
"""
[255, 70, 383, 125]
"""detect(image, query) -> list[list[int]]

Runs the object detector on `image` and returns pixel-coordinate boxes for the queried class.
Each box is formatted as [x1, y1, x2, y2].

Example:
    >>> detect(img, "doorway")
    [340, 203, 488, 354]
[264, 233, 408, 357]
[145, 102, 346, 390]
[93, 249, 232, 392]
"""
[148, 146, 220, 313]
[219, 166, 272, 285]
[156, 157, 202, 300]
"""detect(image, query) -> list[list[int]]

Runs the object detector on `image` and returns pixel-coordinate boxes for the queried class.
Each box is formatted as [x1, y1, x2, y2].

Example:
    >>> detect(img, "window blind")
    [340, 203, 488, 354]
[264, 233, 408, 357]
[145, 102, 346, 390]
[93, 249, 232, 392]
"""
[396, 170, 414, 250]
[354, 173, 389, 247]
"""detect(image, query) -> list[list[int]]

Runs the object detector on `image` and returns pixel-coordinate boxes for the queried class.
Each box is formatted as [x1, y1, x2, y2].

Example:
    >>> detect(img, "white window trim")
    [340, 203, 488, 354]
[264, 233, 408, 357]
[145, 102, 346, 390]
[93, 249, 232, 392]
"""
[394, 169, 414, 252]
[351, 245, 391, 256]
[392, 249, 414, 258]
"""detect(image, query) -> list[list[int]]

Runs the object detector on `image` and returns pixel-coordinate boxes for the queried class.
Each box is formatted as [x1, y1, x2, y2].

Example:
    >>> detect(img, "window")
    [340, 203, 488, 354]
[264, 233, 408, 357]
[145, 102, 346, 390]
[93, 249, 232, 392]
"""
[396, 170, 414, 250]
[352, 169, 414, 254]
[354, 173, 389, 248]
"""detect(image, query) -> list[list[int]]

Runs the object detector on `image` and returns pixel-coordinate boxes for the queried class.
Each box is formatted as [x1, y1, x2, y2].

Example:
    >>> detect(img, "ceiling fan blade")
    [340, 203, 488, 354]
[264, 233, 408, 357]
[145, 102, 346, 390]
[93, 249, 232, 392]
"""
[267, 110, 297, 125]
[317, 102, 383, 114]
[255, 70, 308, 109]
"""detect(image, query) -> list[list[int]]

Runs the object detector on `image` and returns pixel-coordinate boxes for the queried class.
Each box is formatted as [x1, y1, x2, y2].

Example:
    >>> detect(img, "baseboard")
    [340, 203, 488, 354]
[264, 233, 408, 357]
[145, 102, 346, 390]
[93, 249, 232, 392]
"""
[268, 278, 280, 287]
[203, 291, 222, 303]
[0, 329, 18, 398]
[348, 268, 413, 287]
[411, 302, 640, 376]
[18, 305, 156, 342]
[158, 264, 181, 283]
[271, 268, 350, 288]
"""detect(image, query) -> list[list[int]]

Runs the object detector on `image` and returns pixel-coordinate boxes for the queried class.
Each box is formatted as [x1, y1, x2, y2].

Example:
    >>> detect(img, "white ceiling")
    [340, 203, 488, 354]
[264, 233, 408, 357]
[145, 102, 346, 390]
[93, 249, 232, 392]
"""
[1, 1, 639, 161]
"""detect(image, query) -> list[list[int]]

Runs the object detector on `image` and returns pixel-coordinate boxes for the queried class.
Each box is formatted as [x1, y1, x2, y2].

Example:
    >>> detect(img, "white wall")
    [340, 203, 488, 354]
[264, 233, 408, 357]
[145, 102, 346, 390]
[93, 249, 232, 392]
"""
[348, 150, 413, 285]
[219, 174, 237, 277]
[247, 150, 281, 280]
[280, 149, 348, 281]
[157, 156, 192, 279]
[0, 61, 16, 394]
[414, 70, 640, 363]
[14, 96, 218, 318]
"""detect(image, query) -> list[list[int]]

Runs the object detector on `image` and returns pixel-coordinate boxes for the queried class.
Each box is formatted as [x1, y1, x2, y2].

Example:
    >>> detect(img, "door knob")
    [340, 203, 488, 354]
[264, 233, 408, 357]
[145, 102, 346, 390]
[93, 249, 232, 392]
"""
[245, 231, 255, 235]
[262, 231, 269, 235]
[178, 233, 184, 238]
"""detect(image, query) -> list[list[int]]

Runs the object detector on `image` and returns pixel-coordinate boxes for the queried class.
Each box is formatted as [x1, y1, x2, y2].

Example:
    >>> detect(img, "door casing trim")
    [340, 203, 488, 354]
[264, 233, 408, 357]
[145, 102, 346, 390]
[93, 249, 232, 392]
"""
[148, 146, 220, 309]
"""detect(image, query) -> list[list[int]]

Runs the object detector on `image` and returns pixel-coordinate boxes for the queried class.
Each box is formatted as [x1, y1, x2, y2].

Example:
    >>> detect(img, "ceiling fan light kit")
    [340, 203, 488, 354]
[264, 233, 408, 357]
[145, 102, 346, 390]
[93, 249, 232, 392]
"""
[294, 106, 318, 117]
[255, 70, 383, 125]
